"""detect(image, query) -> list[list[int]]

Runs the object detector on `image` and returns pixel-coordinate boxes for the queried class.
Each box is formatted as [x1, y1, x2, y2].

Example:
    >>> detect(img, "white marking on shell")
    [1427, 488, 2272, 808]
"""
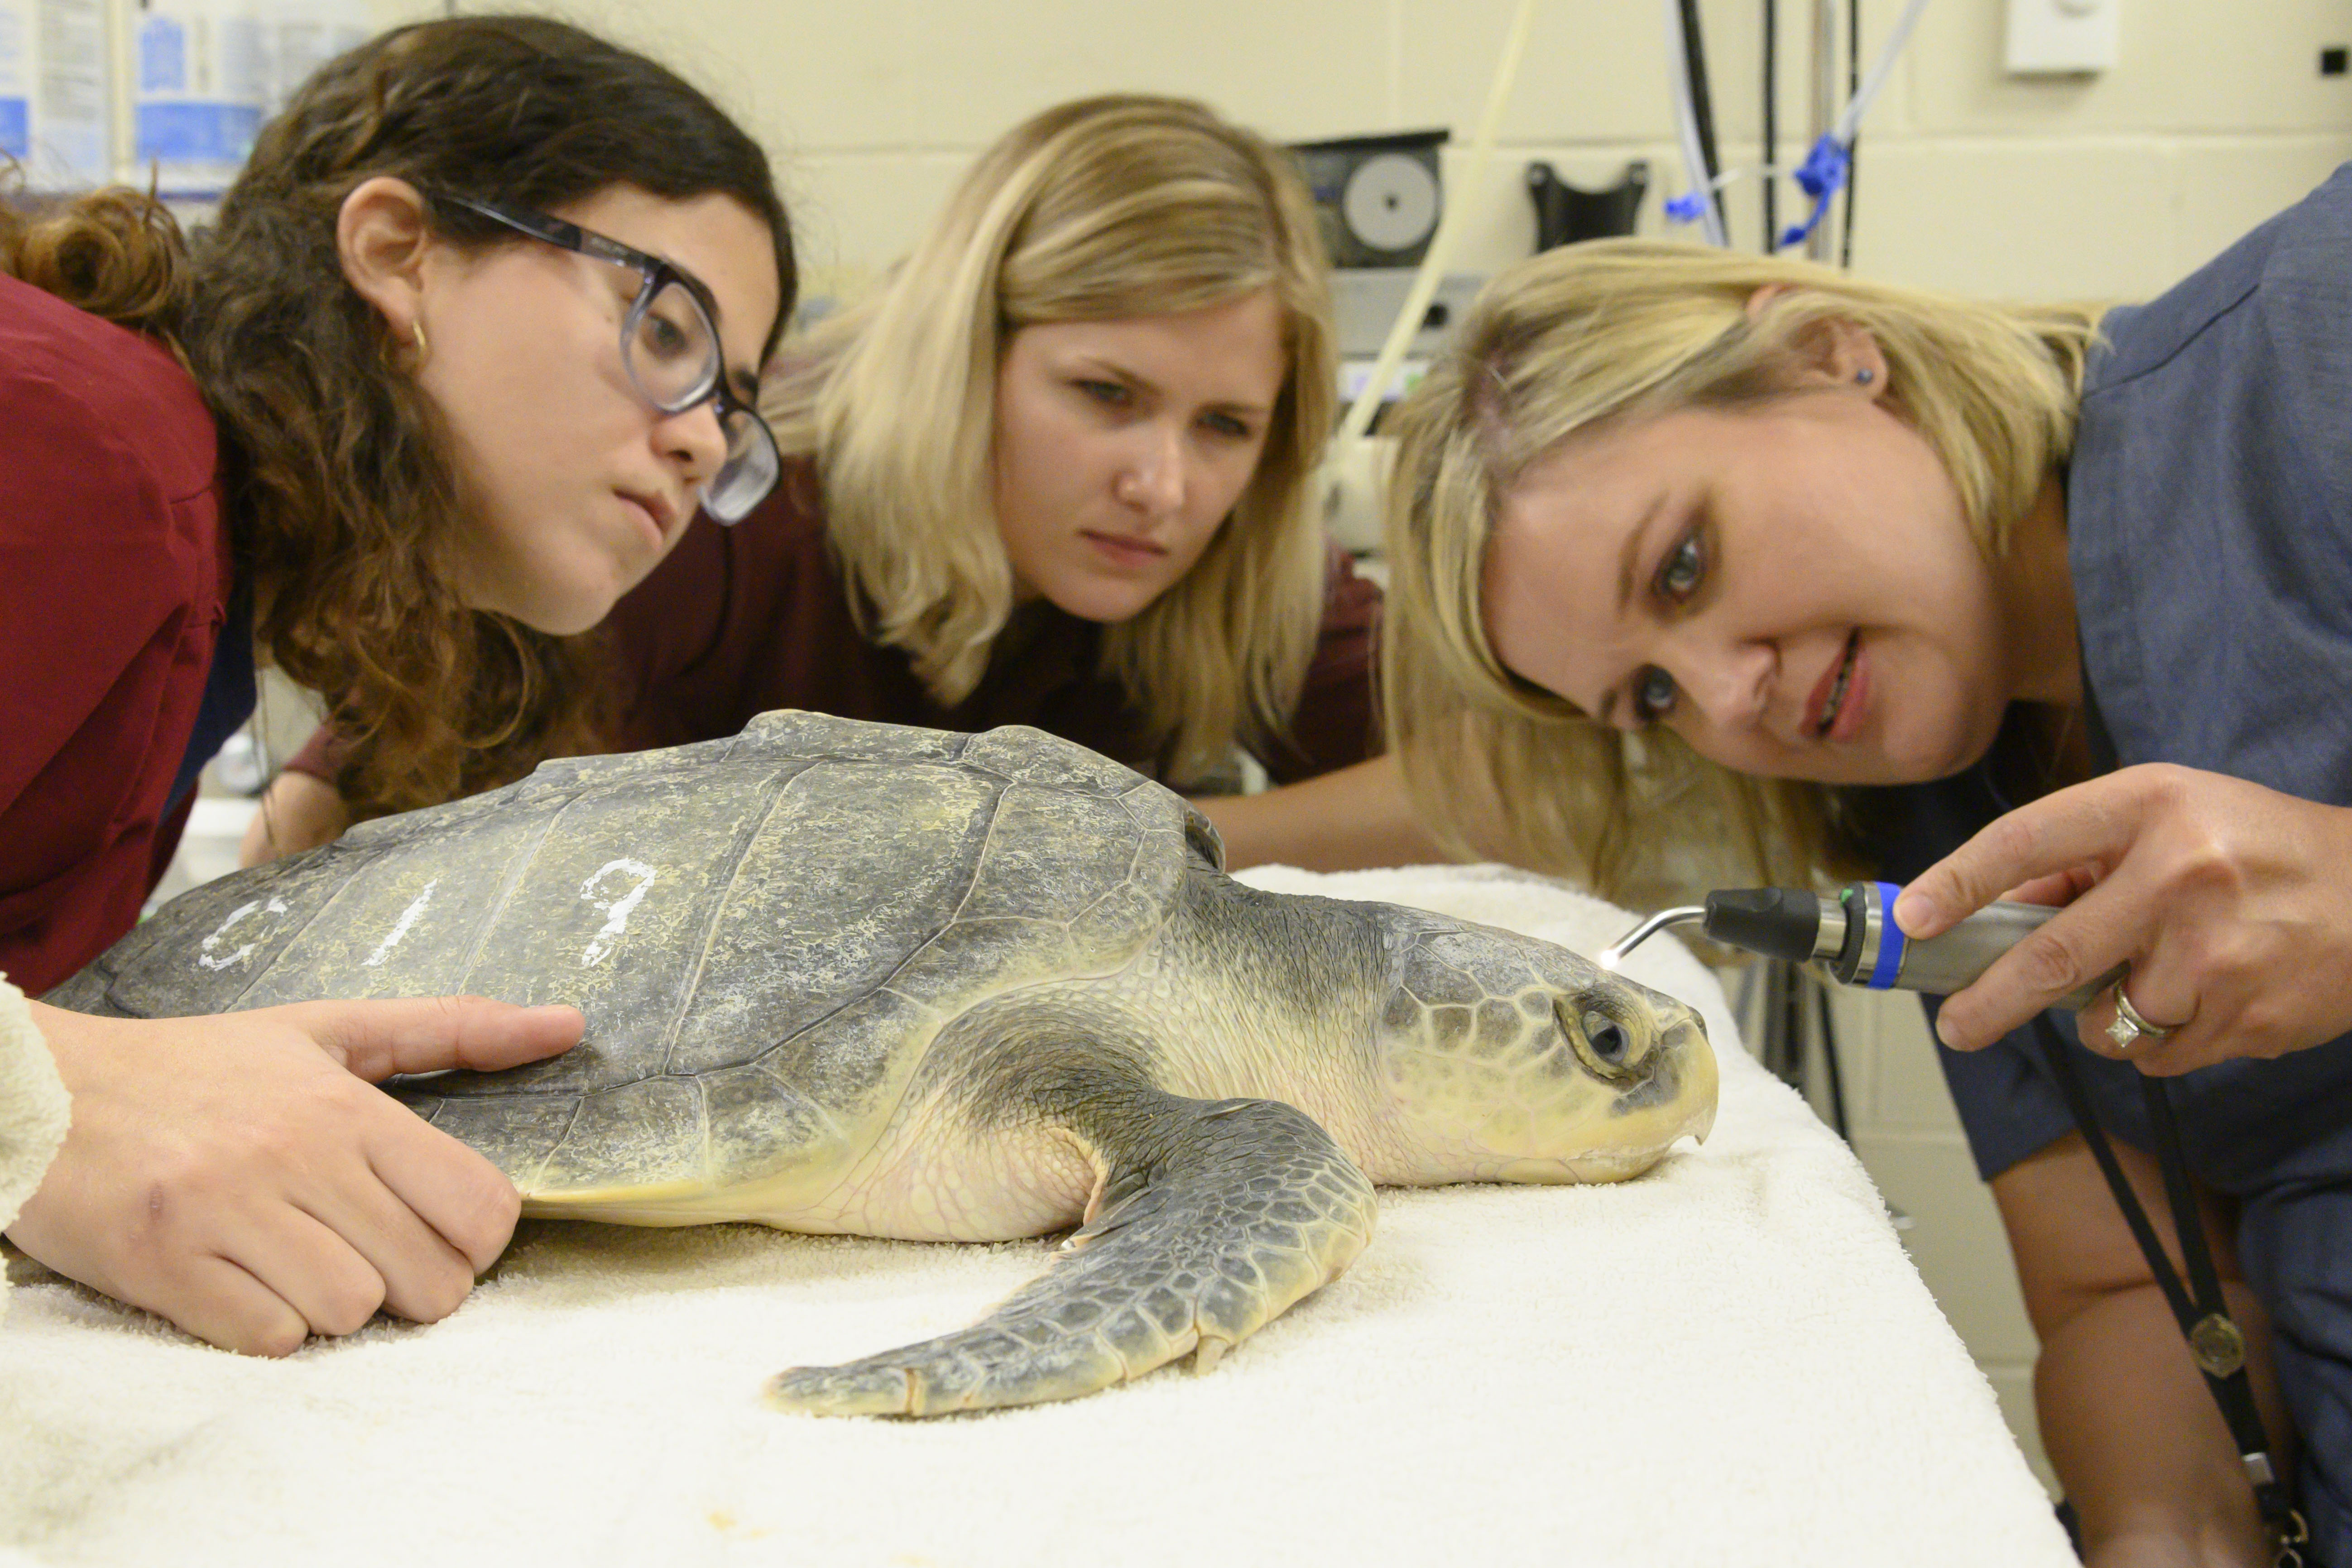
[364, 878, 439, 968]
[197, 897, 292, 971]
[580, 859, 658, 967]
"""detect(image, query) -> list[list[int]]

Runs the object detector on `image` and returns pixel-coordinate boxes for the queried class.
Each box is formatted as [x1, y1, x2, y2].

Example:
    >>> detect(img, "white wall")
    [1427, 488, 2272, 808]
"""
[369, 0, 2351, 1494]
[381, 0, 2352, 309]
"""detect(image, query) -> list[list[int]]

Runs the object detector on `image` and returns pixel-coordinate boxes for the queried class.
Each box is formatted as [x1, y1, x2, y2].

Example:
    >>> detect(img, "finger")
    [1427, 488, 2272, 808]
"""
[1894, 777, 2146, 939]
[288, 1146, 483, 1325]
[1996, 869, 2099, 909]
[364, 1110, 526, 1276]
[220, 1202, 392, 1339]
[293, 997, 586, 1081]
[2093, 1009, 2210, 1077]
[122, 1252, 313, 1358]
[2075, 990, 2167, 1068]
[1931, 867, 2153, 1050]
[2125, 1033, 2209, 1077]
[2088, 933, 2209, 1076]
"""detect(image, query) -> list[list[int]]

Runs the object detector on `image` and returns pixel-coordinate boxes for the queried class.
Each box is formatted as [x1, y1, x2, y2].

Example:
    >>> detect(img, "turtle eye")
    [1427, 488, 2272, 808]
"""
[1558, 997, 1649, 1083]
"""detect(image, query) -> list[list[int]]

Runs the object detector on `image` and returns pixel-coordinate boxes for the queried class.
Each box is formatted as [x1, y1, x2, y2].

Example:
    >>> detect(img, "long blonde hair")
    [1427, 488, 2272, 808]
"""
[766, 94, 1334, 784]
[1381, 238, 2098, 902]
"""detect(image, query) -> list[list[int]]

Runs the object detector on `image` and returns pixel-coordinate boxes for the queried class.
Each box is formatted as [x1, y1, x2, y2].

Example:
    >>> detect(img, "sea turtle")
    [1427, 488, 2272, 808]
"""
[48, 712, 1716, 1416]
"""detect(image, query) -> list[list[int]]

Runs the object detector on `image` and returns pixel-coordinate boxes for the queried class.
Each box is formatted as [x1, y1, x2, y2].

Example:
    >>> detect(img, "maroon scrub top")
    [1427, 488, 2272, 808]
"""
[0, 272, 229, 995]
[603, 462, 1385, 783]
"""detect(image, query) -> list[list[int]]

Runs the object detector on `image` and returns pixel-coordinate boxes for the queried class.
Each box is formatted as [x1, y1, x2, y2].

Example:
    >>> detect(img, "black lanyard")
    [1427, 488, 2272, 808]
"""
[2030, 1013, 2310, 1565]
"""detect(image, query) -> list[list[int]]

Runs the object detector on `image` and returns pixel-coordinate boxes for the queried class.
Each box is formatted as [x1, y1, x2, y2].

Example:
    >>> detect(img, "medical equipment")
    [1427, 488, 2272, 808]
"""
[1310, 0, 1533, 552]
[1602, 880, 2117, 1007]
[1332, 0, 1533, 450]
[1607, 883, 2311, 1561]
[1293, 129, 1446, 269]
[1526, 160, 1650, 252]
[1663, 0, 1727, 246]
[1663, 0, 1930, 255]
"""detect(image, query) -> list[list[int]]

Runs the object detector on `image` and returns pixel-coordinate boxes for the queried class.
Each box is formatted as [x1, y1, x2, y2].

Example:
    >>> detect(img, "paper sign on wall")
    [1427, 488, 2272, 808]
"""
[0, 8, 23, 163]
[136, 0, 368, 196]
[0, 0, 111, 189]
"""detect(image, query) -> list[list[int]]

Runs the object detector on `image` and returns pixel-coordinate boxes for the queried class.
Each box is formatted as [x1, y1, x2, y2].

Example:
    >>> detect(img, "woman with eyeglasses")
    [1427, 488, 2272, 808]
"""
[251, 94, 1439, 873]
[0, 16, 793, 1355]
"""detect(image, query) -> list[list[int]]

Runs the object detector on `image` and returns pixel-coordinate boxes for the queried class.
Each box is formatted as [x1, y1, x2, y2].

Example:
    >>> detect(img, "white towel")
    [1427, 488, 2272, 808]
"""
[0, 866, 2071, 1567]
[0, 977, 69, 1336]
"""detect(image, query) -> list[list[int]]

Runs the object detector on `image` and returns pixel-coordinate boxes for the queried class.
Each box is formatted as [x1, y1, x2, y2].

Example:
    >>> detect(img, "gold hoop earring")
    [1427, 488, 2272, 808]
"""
[411, 321, 430, 366]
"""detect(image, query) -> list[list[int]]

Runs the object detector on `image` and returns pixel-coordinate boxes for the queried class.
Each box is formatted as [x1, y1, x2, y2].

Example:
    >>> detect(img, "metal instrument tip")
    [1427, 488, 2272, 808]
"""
[1599, 905, 1707, 969]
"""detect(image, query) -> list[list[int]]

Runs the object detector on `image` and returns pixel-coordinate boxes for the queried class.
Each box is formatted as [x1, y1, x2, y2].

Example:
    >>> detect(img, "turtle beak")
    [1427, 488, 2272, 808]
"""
[1665, 1011, 1717, 1146]
[1598, 999, 1716, 1158]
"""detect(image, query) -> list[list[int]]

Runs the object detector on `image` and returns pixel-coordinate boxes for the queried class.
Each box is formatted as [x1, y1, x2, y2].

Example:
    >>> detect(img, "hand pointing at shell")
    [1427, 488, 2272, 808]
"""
[7, 996, 582, 1354]
[1892, 763, 2352, 1074]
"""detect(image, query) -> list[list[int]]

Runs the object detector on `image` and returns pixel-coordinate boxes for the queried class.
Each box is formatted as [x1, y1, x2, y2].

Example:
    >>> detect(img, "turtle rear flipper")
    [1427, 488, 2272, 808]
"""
[766, 1095, 1377, 1417]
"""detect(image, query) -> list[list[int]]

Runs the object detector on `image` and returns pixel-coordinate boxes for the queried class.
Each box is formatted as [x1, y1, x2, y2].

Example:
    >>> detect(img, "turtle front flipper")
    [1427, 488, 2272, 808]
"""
[766, 1095, 1377, 1417]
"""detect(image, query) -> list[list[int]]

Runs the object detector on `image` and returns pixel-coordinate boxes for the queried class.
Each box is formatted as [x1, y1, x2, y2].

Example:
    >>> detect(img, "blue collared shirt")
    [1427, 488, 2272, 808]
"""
[1864, 161, 2352, 1550]
[1872, 161, 2352, 1196]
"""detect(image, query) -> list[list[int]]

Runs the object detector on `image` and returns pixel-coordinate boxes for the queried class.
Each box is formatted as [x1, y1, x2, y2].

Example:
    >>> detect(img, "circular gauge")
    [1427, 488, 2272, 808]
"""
[1340, 152, 1441, 258]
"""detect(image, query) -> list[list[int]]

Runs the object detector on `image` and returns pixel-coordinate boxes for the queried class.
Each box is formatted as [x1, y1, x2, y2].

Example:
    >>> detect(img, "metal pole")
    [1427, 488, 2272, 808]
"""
[1807, 0, 1838, 263]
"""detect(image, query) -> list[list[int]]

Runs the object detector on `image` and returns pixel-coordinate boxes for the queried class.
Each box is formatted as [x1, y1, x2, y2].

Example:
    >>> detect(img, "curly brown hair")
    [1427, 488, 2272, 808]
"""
[1, 15, 796, 820]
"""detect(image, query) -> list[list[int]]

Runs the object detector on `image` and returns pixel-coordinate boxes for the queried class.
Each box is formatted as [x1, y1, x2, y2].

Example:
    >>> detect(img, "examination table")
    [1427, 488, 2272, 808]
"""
[0, 864, 2073, 1566]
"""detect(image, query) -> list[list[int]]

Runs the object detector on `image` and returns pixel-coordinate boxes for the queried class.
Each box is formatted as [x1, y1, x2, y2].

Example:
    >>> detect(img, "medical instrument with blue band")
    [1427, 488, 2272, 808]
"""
[1602, 880, 2116, 1008]
[1607, 885, 2310, 1562]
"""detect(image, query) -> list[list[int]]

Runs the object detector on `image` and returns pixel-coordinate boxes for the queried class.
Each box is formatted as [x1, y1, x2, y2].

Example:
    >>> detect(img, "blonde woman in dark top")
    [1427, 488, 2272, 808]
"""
[256, 95, 1438, 872]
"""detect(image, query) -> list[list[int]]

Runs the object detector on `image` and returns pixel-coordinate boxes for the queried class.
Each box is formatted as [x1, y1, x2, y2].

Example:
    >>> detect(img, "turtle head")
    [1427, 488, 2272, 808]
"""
[1370, 916, 1717, 1184]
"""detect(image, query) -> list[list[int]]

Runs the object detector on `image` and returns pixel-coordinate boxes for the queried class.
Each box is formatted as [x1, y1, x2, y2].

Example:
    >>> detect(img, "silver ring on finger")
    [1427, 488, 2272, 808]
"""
[2105, 978, 2177, 1054]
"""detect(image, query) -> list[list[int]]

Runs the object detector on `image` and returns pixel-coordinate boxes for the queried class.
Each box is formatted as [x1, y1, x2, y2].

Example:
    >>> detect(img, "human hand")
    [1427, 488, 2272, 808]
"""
[1188, 755, 1450, 873]
[1892, 764, 2352, 1074]
[238, 770, 350, 867]
[8, 995, 583, 1353]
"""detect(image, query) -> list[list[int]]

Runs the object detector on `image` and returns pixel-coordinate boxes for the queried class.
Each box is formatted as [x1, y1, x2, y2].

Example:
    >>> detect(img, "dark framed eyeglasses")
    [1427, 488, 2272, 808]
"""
[437, 193, 780, 524]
